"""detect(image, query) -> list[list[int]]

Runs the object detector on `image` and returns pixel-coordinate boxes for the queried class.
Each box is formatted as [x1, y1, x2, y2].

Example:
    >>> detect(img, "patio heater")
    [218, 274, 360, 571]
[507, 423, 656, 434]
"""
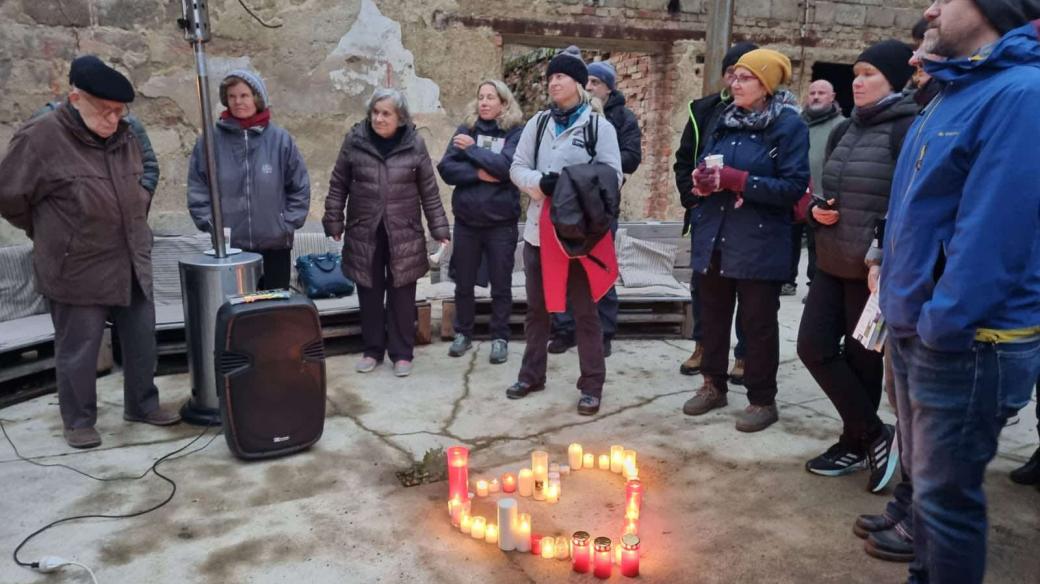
[176, 0, 262, 425]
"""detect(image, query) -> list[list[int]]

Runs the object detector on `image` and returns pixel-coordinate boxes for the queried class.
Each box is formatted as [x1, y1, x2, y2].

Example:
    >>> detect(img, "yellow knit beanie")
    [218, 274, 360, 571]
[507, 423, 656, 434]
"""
[734, 49, 793, 95]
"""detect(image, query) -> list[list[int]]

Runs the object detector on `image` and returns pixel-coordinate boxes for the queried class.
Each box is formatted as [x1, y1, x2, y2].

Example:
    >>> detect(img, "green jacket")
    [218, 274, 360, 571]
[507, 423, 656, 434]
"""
[801, 105, 845, 193]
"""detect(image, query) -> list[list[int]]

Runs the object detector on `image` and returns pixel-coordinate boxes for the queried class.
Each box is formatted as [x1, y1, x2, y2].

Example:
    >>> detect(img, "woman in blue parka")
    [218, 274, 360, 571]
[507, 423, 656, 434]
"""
[680, 48, 810, 432]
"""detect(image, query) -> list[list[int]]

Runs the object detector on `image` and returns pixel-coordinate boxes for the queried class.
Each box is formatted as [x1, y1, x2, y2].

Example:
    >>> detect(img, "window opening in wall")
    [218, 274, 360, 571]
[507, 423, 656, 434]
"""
[811, 61, 855, 117]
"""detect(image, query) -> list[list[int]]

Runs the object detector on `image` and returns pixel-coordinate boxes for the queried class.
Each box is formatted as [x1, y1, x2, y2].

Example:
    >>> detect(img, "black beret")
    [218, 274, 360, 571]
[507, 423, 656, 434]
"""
[69, 55, 135, 103]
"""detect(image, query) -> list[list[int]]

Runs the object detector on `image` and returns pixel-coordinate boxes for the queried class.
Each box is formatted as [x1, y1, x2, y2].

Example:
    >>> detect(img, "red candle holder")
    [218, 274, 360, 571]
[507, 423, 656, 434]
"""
[571, 531, 592, 573]
[501, 472, 517, 493]
[625, 479, 643, 512]
[593, 537, 613, 579]
[620, 534, 640, 577]
[531, 534, 543, 556]
[447, 446, 470, 504]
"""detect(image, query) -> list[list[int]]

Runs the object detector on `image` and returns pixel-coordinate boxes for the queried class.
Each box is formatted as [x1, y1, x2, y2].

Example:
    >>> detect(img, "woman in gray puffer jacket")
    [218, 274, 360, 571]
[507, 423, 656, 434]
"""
[797, 40, 918, 492]
[188, 69, 311, 290]
[323, 89, 450, 377]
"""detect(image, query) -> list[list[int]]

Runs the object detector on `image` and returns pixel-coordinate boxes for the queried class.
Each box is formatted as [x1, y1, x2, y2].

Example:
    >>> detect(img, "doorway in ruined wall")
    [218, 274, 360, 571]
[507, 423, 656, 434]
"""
[501, 43, 678, 222]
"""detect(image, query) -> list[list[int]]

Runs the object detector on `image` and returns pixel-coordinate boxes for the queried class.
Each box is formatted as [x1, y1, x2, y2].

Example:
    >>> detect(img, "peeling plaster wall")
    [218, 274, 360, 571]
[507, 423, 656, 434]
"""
[1, 0, 929, 245]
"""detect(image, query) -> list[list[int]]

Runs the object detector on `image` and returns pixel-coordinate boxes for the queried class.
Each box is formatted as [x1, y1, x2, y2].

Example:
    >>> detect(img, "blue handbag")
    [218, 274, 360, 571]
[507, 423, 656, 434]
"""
[295, 253, 355, 299]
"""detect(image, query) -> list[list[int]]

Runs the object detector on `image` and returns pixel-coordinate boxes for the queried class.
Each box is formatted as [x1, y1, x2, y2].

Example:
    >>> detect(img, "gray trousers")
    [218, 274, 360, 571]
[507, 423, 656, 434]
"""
[49, 281, 159, 429]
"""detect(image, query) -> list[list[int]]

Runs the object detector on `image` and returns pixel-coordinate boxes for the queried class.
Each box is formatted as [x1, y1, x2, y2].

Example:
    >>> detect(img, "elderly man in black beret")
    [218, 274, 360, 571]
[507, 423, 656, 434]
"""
[0, 55, 180, 449]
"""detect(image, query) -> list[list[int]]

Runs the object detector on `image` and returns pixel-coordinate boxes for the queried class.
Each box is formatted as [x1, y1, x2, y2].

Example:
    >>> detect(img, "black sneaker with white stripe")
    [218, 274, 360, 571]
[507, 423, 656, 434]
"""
[866, 424, 899, 493]
[806, 442, 867, 476]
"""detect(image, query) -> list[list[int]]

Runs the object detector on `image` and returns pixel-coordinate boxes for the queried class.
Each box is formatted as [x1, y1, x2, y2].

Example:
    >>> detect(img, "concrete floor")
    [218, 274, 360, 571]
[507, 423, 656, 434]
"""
[1, 289, 1037, 584]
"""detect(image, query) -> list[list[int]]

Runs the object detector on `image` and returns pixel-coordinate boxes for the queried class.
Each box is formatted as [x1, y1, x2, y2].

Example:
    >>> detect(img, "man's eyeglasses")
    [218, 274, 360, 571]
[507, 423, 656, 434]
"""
[79, 93, 129, 121]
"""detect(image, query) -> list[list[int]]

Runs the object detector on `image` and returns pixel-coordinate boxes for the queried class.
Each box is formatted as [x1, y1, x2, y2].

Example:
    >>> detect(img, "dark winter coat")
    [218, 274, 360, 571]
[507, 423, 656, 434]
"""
[0, 102, 154, 306]
[689, 107, 811, 281]
[550, 162, 622, 257]
[814, 93, 919, 280]
[187, 117, 311, 251]
[602, 91, 642, 175]
[436, 119, 522, 227]
[323, 122, 450, 289]
[674, 92, 730, 210]
[37, 101, 160, 195]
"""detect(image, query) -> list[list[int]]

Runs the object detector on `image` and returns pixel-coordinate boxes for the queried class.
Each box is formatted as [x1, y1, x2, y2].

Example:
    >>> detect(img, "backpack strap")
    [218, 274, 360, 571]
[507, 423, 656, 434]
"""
[533, 111, 551, 169]
[583, 113, 599, 161]
[825, 118, 854, 162]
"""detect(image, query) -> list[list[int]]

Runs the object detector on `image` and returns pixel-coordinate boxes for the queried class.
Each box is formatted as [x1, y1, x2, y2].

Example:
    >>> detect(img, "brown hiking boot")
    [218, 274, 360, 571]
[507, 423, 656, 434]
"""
[679, 344, 703, 375]
[682, 380, 728, 416]
[124, 405, 181, 426]
[735, 404, 779, 433]
[64, 427, 101, 449]
[728, 358, 746, 386]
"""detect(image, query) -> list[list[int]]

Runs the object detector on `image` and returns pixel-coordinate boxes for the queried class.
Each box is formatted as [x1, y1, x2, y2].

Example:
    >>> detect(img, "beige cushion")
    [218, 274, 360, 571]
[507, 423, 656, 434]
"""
[615, 230, 685, 290]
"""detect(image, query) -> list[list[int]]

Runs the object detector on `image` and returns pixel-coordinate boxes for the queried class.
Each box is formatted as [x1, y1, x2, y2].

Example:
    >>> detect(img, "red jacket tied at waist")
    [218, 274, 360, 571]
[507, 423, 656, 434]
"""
[538, 201, 618, 312]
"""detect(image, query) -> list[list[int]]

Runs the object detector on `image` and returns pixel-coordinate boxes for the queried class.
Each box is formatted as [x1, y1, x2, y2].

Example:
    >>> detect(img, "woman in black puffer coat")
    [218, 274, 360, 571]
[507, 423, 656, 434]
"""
[797, 40, 918, 492]
[437, 80, 524, 365]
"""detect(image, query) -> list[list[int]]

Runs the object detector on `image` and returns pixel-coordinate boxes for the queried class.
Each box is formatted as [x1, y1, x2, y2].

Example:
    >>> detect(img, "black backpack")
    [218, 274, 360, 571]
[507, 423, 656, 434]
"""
[532, 110, 598, 168]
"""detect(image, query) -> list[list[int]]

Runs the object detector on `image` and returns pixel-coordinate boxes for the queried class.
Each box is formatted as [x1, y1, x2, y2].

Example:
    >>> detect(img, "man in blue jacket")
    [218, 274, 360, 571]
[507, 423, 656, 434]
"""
[881, 2, 1040, 582]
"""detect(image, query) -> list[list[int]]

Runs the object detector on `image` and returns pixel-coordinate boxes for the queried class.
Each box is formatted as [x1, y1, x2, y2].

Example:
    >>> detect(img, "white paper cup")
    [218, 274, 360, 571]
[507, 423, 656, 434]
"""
[704, 154, 724, 169]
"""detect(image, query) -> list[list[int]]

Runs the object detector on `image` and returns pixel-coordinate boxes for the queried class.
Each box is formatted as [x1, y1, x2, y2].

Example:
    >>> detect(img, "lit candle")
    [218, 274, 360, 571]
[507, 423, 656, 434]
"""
[470, 516, 486, 540]
[501, 472, 517, 493]
[497, 498, 518, 551]
[555, 536, 570, 560]
[531, 534, 543, 556]
[489, 479, 500, 493]
[593, 537, 613, 579]
[541, 537, 556, 559]
[571, 531, 592, 573]
[515, 513, 532, 553]
[624, 517, 639, 536]
[448, 496, 463, 526]
[568, 443, 584, 469]
[620, 534, 640, 577]
[615, 540, 623, 565]
[485, 523, 499, 545]
[476, 479, 489, 497]
[610, 445, 625, 473]
[533, 479, 546, 501]
[549, 476, 562, 500]
[626, 502, 640, 521]
[624, 449, 637, 470]
[518, 468, 534, 497]
[598, 454, 610, 470]
[532, 451, 549, 500]
[446, 446, 470, 504]
[583, 453, 595, 469]
[625, 479, 644, 513]
[546, 482, 559, 503]
[460, 511, 473, 535]
[623, 459, 639, 480]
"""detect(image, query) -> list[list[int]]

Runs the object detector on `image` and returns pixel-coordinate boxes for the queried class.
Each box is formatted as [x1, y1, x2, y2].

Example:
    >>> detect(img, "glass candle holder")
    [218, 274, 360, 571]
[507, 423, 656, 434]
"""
[470, 516, 486, 540]
[476, 479, 489, 497]
[598, 454, 610, 470]
[583, 453, 595, 469]
[446, 446, 470, 504]
[501, 472, 517, 493]
[555, 536, 570, 560]
[620, 534, 640, 577]
[571, 531, 592, 573]
[568, 443, 583, 469]
[625, 479, 644, 512]
[610, 445, 625, 473]
[540, 536, 556, 559]
[485, 523, 499, 545]
[593, 537, 613, 579]
[518, 468, 534, 497]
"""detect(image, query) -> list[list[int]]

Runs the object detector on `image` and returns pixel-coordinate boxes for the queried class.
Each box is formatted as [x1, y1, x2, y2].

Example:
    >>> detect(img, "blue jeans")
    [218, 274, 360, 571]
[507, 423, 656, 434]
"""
[888, 335, 1040, 584]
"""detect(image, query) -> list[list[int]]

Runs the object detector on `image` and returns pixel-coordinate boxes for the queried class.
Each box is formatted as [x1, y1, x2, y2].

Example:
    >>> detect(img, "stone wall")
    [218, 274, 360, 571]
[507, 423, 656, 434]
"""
[0, 0, 930, 245]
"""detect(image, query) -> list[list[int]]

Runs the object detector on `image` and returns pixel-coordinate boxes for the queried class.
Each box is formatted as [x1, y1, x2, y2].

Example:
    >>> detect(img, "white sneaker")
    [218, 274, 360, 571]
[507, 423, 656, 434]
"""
[393, 360, 413, 377]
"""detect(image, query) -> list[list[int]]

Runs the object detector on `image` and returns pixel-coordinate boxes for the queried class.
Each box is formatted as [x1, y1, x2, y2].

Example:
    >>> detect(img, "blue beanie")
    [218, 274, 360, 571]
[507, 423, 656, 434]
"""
[587, 60, 617, 90]
[222, 69, 270, 110]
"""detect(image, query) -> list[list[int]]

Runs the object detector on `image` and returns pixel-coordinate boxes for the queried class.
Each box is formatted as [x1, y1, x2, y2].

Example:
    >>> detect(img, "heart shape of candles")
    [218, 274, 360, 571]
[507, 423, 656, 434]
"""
[445, 444, 643, 578]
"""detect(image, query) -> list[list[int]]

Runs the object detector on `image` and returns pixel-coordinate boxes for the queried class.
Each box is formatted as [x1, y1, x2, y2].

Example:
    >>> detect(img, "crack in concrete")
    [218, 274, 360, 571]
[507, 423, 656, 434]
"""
[324, 396, 415, 464]
[440, 343, 481, 438]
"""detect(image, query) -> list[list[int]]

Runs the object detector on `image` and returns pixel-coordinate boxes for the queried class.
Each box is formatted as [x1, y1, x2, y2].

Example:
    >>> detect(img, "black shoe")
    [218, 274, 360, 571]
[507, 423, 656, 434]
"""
[853, 513, 898, 539]
[1010, 446, 1040, 485]
[547, 336, 575, 354]
[602, 337, 612, 358]
[805, 442, 867, 477]
[577, 394, 601, 416]
[865, 527, 914, 562]
[506, 381, 545, 400]
[866, 424, 899, 493]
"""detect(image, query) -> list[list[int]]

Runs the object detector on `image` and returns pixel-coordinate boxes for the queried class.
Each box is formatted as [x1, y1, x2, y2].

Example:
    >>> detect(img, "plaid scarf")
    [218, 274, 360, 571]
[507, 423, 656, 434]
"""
[719, 90, 801, 131]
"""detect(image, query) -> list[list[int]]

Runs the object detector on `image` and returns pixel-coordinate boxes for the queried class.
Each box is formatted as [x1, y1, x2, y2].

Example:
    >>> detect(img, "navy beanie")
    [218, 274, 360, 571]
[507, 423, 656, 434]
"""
[587, 60, 617, 90]
[69, 55, 135, 103]
[856, 40, 915, 92]
[722, 42, 759, 72]
[546, 45, 589, 87]
[974, 0, 1040, 34]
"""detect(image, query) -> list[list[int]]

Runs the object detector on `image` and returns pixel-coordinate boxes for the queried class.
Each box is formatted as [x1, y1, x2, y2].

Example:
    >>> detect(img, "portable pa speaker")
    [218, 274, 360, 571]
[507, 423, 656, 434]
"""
[214, 291, 326, 459]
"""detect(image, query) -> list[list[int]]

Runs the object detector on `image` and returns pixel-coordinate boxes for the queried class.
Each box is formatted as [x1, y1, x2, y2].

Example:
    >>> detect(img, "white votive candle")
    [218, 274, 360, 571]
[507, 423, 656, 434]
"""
[610, 445, 625, 473]
[568, 443, 584, 470]
[470, 516, 486, 540]
[518, 468, 534, 497]
[476, 479, 489, 497]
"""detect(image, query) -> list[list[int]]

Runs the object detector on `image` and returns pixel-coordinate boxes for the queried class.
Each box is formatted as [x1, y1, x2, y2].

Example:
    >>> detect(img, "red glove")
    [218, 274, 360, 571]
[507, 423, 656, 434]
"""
[692, 164, 719, 195]
[718, 166, 750, 193]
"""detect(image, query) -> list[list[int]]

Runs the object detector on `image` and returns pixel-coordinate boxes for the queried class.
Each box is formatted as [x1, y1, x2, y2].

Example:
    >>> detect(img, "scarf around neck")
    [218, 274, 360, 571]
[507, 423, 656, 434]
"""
[550, 100, 588, 134]
[220, 108, 271, 129]
[719, 90, 801, 131]
[852, 92, 903, 124]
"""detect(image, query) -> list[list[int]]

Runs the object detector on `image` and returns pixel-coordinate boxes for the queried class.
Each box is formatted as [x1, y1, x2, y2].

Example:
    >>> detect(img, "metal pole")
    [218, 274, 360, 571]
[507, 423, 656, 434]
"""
[703, 0, 735, 95]
[180, 0, 227, 258]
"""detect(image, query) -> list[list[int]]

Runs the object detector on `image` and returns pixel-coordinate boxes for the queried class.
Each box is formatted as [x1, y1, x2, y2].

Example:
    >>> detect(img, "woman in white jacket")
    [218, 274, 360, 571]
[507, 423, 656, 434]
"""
[508, 45, 623, 416]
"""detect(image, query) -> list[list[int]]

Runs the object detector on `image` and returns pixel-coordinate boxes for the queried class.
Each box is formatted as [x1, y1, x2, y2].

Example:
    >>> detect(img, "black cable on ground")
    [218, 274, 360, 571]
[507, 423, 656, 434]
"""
[0, 420, 217, 569]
